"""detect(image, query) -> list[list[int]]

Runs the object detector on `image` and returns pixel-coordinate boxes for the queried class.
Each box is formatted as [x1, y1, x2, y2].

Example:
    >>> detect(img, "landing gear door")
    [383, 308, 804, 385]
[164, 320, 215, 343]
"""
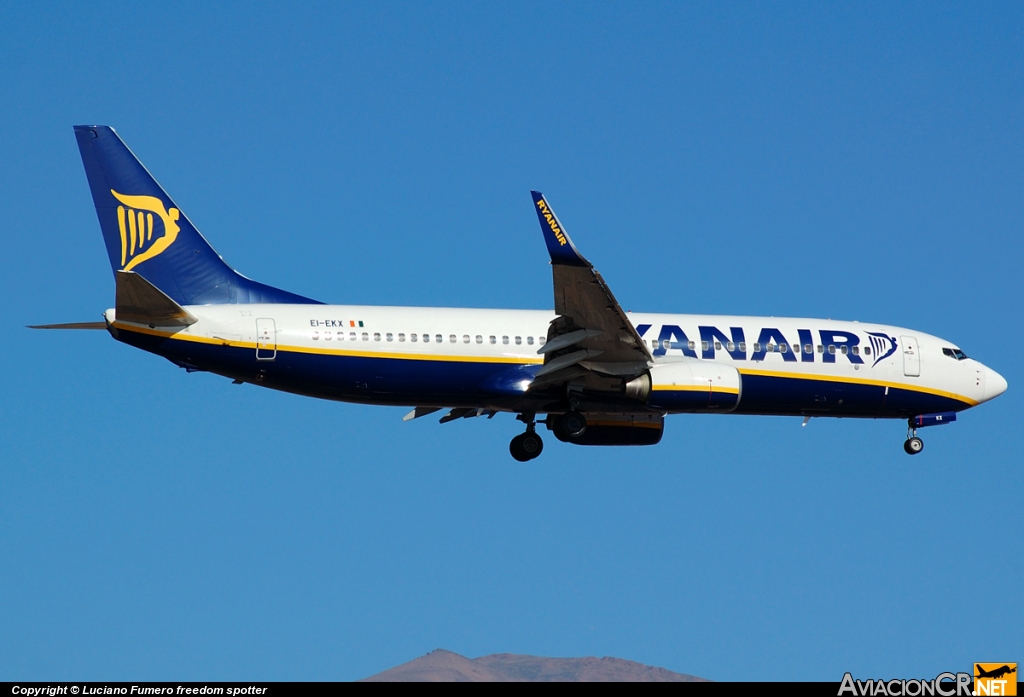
[901, 335, 920, 377]
[256, 318, 276, 360]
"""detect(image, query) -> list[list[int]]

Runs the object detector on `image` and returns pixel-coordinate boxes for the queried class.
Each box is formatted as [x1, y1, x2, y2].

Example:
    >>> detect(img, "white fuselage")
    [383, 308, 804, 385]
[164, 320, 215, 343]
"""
[105, 304, 1006, 416]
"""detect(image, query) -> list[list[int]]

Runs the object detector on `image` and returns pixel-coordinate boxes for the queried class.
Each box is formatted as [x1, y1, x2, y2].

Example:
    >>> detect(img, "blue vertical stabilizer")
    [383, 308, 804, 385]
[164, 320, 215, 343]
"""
[74, 125, 320, 305]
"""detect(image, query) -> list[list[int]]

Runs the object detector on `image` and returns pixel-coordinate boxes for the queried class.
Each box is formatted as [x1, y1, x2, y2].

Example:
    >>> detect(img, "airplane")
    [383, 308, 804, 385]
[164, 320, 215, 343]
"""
[976, 665, 1016, 680]
[32, 125, 1007, 461]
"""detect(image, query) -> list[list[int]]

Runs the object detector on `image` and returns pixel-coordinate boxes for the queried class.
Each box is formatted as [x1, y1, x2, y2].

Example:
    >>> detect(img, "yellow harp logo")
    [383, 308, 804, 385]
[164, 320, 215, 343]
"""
[111, 190, 181, 271]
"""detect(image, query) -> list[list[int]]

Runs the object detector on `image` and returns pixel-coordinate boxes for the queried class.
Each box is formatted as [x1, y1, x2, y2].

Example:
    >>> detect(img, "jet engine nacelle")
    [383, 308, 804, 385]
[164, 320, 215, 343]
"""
[643, 360, 742, 412]
[550, 412, 664, 446]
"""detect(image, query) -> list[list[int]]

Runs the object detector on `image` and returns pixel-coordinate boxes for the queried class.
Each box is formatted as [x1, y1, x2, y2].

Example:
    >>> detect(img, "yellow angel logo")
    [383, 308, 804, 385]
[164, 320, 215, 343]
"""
[111, 190, 180, 271]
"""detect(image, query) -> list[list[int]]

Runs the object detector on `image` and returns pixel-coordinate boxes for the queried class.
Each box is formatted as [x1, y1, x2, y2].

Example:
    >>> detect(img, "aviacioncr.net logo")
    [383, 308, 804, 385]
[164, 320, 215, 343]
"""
[839, 672, 972, 696]
[975, 664, 1017, 696]
[111, 189, 180, 271]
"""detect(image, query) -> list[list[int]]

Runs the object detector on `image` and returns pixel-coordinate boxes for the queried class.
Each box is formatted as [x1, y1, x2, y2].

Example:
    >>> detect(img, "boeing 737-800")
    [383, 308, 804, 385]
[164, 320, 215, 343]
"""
[33, 126, 1007, 461]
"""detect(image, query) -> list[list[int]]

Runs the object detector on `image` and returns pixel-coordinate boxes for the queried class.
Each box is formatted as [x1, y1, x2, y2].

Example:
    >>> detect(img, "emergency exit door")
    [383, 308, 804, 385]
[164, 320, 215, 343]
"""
[901, 335, 920, 377]
[256, 318, 276, 360]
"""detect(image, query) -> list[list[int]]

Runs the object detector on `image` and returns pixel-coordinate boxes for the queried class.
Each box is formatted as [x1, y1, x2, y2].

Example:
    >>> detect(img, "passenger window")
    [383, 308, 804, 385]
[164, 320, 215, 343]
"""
[538, 337, 545, 345]
[437, 335, 443, 343]
[311, 331, 319, 340]
[515, 336, 522, 345]
[852, 346, 859, 355]
[489, 335, 496, 344]
[502, 336, 509, 344]
[374, 332, 381, 341]
[864, 345, 871, 355]
[688, 341, 696, 351]
[350, 332, 357, 341]
[386, 333, 394, 342]
[779, 343, 787, 353]
[701, 341, 710, 352]
[817, 345, 823, 353]
[726, 342, 735, 352]
[527, 336, 534, 345]
[652, 340, 658, 349]
[398, 333, 405, 342]
[739, 342, 746, 352]
[338, 331, 345, 341]
[476, 335, 483, 344]
[324, 331, 332, 341]
[804, 344, 812, 354]
[828, 344, 835, 354]
[715, 341, 722, 350]
[449, 334, 456, 343]
[792, 344, 799, 354]
[841, 345, 848, 355]
[411, 333, 417, 342]
[753, 342, 761, 352]
[463, 335, 470, 343]
[361, 332, 368, 341]
[662, 340, 671, 349]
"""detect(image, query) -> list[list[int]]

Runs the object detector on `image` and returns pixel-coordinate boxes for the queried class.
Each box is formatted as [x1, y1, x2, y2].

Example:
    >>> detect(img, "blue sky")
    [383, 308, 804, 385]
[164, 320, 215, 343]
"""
[1, 2, 1021, 681]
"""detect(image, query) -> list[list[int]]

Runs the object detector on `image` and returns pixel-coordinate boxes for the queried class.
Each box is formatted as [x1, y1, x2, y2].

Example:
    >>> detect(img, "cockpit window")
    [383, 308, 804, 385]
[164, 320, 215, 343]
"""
[942, 347, 968, 360]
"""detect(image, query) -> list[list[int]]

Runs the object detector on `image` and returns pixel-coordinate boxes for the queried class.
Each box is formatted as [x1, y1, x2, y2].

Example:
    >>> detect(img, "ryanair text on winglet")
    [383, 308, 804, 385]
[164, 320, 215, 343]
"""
[838, 672, 973, 697]
[536, 198, 568, 246]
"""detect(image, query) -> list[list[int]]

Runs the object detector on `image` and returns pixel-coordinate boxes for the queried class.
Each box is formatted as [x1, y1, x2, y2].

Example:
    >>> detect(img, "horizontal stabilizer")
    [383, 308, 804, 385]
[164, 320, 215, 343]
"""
[115, 270, 197, 326]
[28, 322, 107, 330]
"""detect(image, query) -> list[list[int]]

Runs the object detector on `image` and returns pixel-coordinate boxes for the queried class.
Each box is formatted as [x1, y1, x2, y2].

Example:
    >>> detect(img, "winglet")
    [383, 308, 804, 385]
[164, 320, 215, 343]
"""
[530, 191, 590, 267]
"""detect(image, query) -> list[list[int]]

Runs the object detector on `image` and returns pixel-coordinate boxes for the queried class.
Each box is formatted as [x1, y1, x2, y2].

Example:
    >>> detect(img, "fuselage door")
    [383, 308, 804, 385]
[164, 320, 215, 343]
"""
[256, 318, 277, 360]
[901, 335, 920, 377]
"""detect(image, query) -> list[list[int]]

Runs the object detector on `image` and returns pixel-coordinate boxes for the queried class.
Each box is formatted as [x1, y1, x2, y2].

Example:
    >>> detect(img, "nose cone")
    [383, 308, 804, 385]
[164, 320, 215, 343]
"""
[982, 366, 1008, 403]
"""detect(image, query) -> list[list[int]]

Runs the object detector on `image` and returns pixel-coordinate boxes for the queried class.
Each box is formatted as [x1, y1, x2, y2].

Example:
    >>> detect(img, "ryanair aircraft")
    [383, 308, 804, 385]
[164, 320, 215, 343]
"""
[36, 126, 1007, 461]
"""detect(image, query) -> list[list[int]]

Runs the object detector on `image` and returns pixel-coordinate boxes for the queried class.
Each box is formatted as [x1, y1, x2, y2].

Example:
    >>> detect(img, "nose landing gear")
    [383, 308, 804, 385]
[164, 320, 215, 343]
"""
[904, 421, 924, 455]
[903, 435, 924, 455]
[510, 413, 544, 462]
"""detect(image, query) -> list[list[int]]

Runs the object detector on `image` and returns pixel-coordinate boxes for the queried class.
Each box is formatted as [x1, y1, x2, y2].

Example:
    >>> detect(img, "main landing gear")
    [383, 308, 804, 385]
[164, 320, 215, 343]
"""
[510, 413, 544, 462]
[509, 410, 589, 460]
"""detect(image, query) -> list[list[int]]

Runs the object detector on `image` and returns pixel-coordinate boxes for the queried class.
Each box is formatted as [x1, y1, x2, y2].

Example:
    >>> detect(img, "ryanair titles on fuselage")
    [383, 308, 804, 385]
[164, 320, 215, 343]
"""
[300, 314, 899, 367]
[635, 323, 899, 366]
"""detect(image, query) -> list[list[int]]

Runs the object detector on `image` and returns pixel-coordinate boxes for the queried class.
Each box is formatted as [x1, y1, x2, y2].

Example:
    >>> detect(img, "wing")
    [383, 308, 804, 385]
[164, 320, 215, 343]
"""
[529, 191, 652, 390]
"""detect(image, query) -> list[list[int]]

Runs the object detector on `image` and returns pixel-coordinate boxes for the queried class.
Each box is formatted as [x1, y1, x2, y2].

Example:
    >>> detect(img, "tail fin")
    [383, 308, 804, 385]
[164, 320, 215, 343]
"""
[74, 126, 319, 305]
